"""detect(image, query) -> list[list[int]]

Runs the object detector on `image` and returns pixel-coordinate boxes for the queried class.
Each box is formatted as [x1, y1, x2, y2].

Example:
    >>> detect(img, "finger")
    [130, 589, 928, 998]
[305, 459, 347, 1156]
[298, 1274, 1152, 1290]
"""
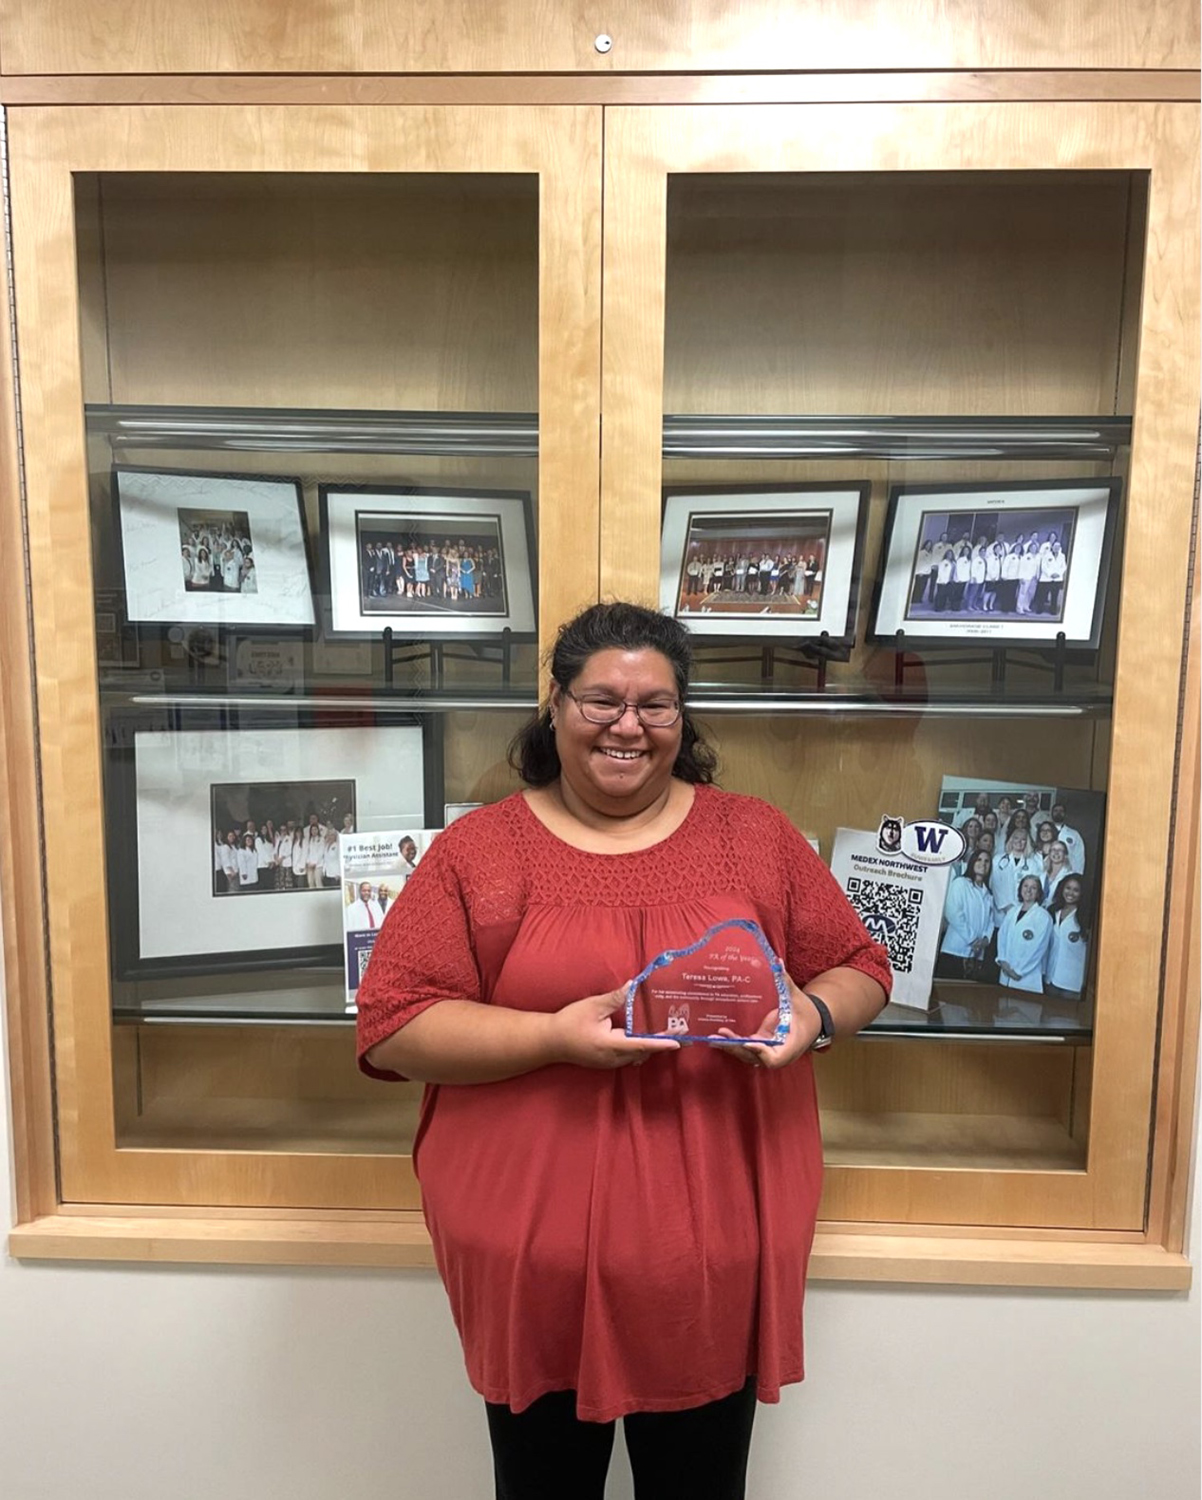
[715, 1029, 758, 1064]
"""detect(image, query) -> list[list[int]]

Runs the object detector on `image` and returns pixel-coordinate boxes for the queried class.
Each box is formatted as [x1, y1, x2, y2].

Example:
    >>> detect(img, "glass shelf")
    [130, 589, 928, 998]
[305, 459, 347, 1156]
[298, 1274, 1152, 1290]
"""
[662, 414, 1132, 461]
[86, 404, 1133, 463]
[112, 989, 1092, 1043]
[113, 973, 349, 1026]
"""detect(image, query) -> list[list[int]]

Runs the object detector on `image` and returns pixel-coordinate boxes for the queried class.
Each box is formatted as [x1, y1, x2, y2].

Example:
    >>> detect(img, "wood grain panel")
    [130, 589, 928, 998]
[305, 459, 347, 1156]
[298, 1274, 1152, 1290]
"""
[664, 173, 1132, 417]
[1, 0, 1196, 75]
[98, 173, 538, 411]
[9, 1214, 1189, 1288]
[602, 101, 1199, 1230]
[1, 73, 1200, 109]
[816, 1037, 1075, 1117]
[0, 165, 58, 1226]
[6, 102, 600, 1209]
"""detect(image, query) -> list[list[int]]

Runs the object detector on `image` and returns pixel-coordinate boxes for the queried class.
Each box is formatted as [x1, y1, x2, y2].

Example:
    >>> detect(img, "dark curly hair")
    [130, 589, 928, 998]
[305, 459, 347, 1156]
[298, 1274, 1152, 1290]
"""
[508, 602, 718, 788]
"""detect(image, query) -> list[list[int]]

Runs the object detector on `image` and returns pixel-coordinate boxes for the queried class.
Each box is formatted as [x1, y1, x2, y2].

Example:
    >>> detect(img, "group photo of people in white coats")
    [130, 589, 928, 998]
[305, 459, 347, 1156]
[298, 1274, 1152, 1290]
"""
[933, 780, 1099, 1023]
[211, 781, 355, 898]
[905, 505, 1074, 624]
[178, 506, 258, 596]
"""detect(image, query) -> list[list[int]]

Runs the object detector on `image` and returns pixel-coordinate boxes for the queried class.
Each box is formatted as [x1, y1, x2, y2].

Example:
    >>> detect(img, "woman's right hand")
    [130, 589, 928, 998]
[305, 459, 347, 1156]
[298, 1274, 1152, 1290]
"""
[550, 988, 681, 1070]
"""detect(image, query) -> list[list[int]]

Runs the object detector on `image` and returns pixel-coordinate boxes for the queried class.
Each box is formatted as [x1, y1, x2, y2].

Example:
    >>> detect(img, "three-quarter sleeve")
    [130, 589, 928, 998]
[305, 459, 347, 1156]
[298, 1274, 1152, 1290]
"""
[355, 838, 483, 1080]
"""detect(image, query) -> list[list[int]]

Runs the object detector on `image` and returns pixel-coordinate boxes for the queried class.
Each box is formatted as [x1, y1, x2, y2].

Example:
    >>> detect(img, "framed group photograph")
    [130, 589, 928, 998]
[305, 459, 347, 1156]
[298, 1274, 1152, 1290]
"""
[320, 483, 537, 639]
[104, 709, 440, 977]
[113, 465, 316, 629]
[870, 479, 1122, 648]
[660, 484, 870, 642]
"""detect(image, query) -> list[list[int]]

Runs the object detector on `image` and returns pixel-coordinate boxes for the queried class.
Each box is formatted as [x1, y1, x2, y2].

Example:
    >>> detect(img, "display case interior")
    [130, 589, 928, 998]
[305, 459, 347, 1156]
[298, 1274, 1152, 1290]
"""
[592, 145, 1175, 1217]
[74, 169, 544, 1165]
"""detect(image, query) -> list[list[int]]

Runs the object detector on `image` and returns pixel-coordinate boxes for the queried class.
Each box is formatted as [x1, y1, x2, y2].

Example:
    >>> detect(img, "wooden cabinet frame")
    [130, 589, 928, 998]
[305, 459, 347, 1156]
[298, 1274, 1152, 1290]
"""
[600, 101, 1199, 1239]
[2, 95, 1198, 1285]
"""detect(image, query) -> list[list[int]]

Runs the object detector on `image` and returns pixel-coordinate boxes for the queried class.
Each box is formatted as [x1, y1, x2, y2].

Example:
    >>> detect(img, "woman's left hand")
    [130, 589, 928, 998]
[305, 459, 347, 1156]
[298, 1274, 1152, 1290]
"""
[716, 979, 821, 1070]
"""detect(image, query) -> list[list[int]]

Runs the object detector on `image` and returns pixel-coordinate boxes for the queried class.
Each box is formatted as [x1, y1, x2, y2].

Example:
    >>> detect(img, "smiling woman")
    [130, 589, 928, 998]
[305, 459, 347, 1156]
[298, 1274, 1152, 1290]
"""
[354, 601, 891, 1500]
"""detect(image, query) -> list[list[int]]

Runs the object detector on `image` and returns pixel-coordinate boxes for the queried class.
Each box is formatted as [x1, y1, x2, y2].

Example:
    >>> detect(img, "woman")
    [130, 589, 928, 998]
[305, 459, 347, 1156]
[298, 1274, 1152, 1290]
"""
[937, 849, 995, 981]
[996, 873, 1053, 992]
[990, 827, 1041, 919]
[192, 544, 213, 590]
[257, 819, 278, 891]
[1044, 875, 1088, 1001]
[460, 550, 477, 599]
[1003, 808, 1031, 847]
[236, 832, 260, 892]
[355, 602, 890, 1500]
[952, 817, 983, 877]
[1016, 540, 1040, 614]
[321, 826, 340, 887]
[1033, 818, 1058, 865]
[1041, 839, 1072, 906]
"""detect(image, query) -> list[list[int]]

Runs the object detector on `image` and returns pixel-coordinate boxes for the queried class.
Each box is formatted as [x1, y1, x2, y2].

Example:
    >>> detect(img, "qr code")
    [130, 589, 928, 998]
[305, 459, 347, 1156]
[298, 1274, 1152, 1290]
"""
[845, 877, 924, 975]
[356, 947, 373, 983]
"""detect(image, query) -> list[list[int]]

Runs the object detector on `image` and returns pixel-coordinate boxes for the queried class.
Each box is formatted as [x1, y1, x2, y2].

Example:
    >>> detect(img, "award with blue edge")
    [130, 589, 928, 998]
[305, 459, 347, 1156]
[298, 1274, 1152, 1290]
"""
[625, 918, 791, 1045]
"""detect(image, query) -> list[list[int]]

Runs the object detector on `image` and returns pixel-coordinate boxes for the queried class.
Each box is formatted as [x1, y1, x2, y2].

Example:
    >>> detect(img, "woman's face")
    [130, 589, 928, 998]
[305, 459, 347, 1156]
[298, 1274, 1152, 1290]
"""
[963, 818, 983, 844]
[550, 648, 682, 815]
[1049, 841, 1069, 868]
[976, 832, 995, 854]
[1007, 831, 1029, 857]
[1061, 878, 1082, 907]
[1036, 821, 1056, 845]
[969, 851, 991, 882]
[1018, 875, 1042, 905]
[1011, 809, 1030, 830]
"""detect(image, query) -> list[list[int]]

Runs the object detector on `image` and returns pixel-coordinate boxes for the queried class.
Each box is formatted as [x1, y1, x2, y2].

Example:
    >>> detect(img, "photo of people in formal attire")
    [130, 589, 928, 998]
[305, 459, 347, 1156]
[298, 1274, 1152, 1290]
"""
[355, 512, 507, 618]
[211, 779, 355, 897]
[905, 506, 1075, 625]
[932, 776, 1104, 1023]
[178, 507, 259, 595]
[673, 511, 832, 619]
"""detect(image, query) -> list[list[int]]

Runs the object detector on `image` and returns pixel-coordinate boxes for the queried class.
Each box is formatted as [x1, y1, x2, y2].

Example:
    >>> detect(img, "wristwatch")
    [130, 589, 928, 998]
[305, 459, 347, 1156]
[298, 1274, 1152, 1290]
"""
[802, 991, 835, 1052]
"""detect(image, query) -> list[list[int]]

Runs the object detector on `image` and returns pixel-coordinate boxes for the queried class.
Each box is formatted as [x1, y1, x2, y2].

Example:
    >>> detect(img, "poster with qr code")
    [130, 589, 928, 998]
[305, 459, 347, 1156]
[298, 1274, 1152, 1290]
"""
[339, 827, 440, 1010]
[830, 827, 950, 1010]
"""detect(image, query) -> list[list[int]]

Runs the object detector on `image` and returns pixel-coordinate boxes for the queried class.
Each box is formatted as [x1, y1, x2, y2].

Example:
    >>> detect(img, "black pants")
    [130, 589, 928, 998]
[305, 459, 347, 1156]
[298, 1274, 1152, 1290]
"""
[485, 1378, 758, 1500]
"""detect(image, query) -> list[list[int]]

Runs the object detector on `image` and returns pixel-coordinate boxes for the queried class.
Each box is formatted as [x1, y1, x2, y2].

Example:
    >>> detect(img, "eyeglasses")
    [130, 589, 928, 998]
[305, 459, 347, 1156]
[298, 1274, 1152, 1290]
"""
[563, 689, 682, 729]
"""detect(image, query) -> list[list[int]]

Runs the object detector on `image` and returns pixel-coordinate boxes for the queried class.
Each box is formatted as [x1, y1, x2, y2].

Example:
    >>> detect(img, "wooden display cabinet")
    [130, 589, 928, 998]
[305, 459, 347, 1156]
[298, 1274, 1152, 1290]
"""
[2, 94, 1197, 1284]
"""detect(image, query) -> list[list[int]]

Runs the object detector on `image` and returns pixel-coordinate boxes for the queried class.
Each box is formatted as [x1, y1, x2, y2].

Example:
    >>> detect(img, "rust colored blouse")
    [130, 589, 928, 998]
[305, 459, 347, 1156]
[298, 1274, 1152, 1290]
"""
[356, 786, 891, 1422]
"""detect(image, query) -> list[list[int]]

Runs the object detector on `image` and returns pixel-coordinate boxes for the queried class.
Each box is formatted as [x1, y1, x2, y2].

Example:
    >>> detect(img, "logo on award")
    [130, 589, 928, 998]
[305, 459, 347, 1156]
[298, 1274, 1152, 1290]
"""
[666, 1004, 690, 1034]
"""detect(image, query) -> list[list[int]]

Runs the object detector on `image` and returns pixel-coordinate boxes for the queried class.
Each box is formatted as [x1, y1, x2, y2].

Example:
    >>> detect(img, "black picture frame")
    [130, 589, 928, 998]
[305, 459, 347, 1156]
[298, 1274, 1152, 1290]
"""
[869, 478, 1122, 650]
[112, 463, 318, 634]
[319, 482, 538, 641]
[659, 482, 871, 645]
[103, 703, 442, 979]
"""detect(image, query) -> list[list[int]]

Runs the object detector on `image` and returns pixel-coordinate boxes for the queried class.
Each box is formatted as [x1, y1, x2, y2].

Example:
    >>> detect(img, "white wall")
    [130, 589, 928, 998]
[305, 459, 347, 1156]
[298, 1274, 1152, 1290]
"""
[2, 1005, 1198, 1500]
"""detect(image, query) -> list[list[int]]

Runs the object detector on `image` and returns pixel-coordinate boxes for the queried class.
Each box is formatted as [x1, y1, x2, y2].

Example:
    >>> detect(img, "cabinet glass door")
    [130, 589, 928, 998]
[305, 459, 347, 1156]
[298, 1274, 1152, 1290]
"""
[601, 103, 1198, 1230]
[9, 104, 601, 1209]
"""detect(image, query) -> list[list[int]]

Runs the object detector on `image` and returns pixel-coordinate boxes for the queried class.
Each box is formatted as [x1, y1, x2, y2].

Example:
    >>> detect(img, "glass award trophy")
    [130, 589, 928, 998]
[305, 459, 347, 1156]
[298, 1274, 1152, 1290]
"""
[625, 918, 791, 1046]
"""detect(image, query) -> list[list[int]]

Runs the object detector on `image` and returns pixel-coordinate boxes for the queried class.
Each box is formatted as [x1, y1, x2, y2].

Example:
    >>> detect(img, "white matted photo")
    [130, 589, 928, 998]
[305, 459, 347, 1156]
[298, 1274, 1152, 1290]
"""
[871, 479, 1121, 648]
[660, 484, 869, 641]
[114, 466, 315, 628]
[321, 483, 537, 638]
[129, 720, 426, 970]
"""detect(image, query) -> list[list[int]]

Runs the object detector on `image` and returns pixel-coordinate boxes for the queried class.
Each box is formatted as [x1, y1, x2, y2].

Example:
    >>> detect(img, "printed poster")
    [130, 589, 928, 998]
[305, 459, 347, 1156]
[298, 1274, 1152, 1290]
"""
[339, 827, 439, 1011]
[830, 827, 950, 1011]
